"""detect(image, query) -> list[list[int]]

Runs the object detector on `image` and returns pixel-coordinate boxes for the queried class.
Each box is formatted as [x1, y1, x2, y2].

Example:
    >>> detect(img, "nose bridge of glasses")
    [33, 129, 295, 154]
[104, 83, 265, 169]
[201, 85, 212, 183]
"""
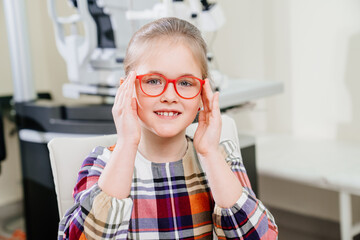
[163, 78, 177, 91]
[163, 79, 178, 96]
[167, 78, 177, 85]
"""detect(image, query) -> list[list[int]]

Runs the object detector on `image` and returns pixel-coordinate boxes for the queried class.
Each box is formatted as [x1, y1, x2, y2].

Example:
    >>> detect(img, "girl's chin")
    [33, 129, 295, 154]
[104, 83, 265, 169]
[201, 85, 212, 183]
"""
[153, 128, 184, 138]
[138, 115, 192, 138]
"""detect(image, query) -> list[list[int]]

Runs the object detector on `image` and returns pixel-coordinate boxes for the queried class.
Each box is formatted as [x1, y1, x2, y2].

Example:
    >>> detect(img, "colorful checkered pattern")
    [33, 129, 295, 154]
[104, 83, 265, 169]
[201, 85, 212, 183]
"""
[58, 138, 278, 239]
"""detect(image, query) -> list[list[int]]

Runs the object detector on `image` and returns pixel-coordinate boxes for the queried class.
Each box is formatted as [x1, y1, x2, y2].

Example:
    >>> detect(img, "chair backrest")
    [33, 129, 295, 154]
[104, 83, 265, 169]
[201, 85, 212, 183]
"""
[48, 114, 240, 218]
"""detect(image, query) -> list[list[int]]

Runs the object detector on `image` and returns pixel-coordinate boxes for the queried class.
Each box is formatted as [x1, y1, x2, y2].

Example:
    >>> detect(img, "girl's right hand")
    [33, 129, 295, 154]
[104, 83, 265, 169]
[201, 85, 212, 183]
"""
[112, 71, 141, 147]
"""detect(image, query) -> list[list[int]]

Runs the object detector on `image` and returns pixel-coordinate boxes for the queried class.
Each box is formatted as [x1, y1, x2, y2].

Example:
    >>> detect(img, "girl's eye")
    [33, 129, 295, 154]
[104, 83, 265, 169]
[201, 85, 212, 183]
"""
[146, 78, 162, 85]
[178, 80, 193, 87]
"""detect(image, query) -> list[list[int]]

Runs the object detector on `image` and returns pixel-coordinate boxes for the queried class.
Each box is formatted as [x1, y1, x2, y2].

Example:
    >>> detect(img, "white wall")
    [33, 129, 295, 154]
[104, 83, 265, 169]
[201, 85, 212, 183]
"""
[215, 0, 360, 141]
[210, 0, 269, 134]
[211, 0, 293, 135]
[290, 0, 360, 140]
[0, 1, 14, 96]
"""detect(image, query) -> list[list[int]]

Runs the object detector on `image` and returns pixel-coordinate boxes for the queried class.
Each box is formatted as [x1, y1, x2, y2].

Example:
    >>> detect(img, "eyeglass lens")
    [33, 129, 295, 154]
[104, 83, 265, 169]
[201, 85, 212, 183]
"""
[140, 75, 201, 98]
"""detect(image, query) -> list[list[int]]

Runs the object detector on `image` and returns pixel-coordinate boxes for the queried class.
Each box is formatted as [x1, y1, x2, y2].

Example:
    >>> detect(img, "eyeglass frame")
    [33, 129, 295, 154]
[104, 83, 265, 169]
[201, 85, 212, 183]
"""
[136, 73, 205, 99]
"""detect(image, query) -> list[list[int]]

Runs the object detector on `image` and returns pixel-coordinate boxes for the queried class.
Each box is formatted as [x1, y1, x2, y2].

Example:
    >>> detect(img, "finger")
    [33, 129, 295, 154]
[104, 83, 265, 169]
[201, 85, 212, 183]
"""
[200, 81, 209, 112]
[200, 90, 207, 112]
[119, 76, 129, 91]
[119, 71, 136, 108]
[198, 109, 206, 123]
[211, 92, 221, 118]
[206, 79, 214, 109]
[115, 77, 128, 104]
[128, 71, 137, 99]
[202, 79, 214, 112]
[212, 92, 219, 110]
[200, 79, 213, 124]
[120, 71, 133, 91]
[194, 111, 206, 137]
[125, 71, 137, 108]
[116, 78, 129, 109]
[114, 78, 125, 105]
[131, 97, 138, 116]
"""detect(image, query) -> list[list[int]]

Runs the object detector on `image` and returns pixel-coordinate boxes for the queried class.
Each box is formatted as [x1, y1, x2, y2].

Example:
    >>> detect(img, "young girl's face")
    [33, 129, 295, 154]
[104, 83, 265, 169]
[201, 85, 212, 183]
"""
[134, 40, 203, 138]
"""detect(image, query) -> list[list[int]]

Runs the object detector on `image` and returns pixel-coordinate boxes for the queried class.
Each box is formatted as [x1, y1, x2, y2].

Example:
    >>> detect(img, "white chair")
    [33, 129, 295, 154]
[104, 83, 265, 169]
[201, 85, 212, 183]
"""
[48, 114, 240, 219]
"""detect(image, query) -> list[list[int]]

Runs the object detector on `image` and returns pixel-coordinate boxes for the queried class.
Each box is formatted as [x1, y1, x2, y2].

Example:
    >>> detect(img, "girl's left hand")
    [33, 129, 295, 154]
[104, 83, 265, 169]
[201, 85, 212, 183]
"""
[193, 79, 222, 157]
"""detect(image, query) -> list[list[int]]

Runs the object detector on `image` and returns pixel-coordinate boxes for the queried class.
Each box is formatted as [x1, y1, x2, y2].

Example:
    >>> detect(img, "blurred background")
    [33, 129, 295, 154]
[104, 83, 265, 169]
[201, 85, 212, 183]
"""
[1, 0, 360, 239]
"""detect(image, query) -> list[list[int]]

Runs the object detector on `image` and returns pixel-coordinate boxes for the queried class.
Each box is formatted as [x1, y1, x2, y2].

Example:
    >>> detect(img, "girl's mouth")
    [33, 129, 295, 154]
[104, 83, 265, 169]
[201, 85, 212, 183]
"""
[154, 111, 181, 117]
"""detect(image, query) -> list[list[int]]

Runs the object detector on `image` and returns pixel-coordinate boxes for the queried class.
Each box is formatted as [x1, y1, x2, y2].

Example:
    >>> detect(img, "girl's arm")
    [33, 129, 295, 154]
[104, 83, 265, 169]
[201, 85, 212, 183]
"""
[59, 72, 140, 240]
[194, 79, 278, 239]
[194, 79, 241, 208]
[98, 71, 140, 199]
[203, 140, 278, 239]
[98, 142, 137, 199]
[197, 146, 242, 208]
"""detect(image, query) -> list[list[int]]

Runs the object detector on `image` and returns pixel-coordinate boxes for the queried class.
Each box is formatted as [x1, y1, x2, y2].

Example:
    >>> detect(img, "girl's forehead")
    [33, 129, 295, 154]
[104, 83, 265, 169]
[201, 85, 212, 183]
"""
[135, 41, 202, 78]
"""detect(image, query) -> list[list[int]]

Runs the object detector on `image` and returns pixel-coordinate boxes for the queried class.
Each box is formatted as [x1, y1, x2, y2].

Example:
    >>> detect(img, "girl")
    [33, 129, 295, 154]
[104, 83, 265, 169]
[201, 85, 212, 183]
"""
[58, 17, 278, 240]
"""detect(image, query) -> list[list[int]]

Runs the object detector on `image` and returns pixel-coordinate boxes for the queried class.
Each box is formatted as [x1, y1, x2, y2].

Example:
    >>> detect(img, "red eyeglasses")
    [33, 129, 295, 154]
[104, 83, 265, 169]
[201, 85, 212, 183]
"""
[136, 73, 205, 99]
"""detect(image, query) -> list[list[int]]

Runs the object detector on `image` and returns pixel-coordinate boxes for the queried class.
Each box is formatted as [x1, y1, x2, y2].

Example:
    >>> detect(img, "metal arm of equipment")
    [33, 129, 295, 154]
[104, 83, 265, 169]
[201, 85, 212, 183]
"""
[47, 0, 98, 85]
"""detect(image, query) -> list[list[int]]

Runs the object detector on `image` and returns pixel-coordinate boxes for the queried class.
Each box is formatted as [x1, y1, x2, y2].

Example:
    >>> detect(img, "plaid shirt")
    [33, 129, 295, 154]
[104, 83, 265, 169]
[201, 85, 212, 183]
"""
[58, 137, 278, 239]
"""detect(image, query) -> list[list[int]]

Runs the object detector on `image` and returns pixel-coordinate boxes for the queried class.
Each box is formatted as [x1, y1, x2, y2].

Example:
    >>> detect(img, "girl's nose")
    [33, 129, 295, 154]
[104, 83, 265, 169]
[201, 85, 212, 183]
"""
[160, 83, 179, 102]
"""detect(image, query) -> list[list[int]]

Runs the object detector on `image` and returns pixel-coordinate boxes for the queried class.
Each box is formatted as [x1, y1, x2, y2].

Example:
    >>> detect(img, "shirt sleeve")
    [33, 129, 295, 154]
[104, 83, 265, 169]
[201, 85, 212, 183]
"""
[213, 140, 278, 239]
[58, 146, 133, 240]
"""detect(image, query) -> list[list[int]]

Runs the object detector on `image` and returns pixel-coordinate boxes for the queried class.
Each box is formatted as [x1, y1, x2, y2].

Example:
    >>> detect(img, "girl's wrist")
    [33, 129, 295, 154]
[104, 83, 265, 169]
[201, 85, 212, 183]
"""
[197, 148, 222, 162]
[115, 139, 139, 151]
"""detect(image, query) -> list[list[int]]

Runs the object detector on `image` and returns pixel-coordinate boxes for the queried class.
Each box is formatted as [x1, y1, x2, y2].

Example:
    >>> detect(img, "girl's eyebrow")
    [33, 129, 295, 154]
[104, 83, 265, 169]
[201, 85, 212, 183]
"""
[148, 71, 196, 77]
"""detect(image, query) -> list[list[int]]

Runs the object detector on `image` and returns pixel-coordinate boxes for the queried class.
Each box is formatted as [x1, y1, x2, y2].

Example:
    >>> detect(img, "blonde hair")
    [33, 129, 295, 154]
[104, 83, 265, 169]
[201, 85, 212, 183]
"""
[124, 17, 208, 79]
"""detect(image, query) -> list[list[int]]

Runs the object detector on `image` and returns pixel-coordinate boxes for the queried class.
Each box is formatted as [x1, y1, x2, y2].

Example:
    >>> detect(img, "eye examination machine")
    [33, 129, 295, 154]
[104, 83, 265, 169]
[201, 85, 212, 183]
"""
[3, 0, 283, 239]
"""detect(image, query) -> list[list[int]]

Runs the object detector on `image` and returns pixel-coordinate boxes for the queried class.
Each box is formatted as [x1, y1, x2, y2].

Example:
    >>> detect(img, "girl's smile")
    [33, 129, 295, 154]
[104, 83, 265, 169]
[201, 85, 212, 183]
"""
[154, 109, 182, 118]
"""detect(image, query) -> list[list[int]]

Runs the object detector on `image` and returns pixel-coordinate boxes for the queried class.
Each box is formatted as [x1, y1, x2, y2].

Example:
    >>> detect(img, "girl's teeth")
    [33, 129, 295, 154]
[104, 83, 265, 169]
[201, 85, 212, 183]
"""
[156, 112, 179, 116]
